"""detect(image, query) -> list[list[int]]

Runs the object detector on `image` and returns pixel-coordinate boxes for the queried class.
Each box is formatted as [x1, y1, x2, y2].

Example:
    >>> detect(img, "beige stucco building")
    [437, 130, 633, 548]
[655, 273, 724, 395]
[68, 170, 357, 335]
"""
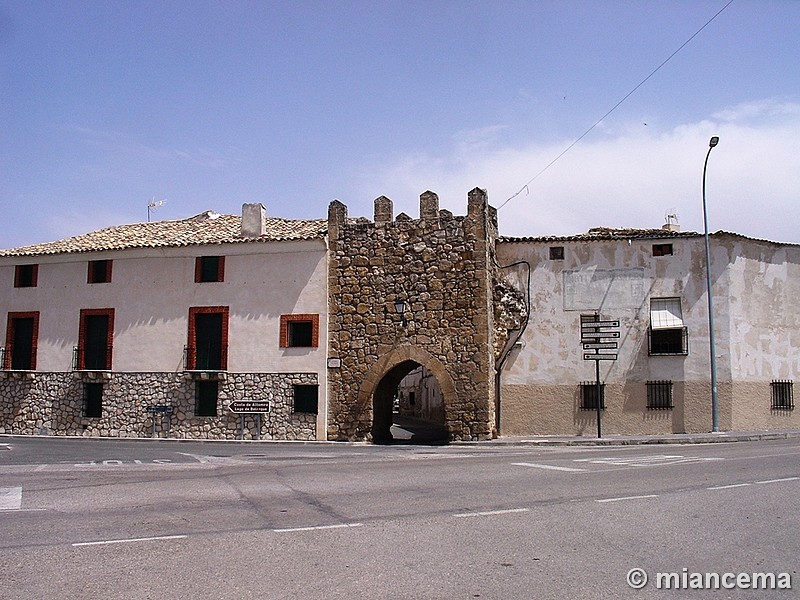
[1, 190, 797, 441]
[496, 227, 800, 436]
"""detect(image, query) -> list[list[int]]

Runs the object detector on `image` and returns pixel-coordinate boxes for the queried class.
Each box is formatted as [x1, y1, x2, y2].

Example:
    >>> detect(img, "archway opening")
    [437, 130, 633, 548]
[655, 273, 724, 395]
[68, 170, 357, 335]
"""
[372, 359, 449, 445]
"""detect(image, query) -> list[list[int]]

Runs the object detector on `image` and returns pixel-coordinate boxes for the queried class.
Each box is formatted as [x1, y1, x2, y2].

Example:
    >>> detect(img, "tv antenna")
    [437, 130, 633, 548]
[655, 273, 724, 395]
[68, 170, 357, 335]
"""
[665, 210, 679, 226]
[147, 198, 167, 222]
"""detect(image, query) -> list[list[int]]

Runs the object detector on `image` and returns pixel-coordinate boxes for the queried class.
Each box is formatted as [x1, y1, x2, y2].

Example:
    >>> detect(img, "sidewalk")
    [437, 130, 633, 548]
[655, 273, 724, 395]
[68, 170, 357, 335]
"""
[472, 429, 800, 447]
[392, 414, 800, 446]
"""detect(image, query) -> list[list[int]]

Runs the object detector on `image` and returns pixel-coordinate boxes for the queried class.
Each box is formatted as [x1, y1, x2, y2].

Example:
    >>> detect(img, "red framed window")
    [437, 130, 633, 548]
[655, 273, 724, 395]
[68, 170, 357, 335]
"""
[186, 306, 230, 370]
[77, 308, 114, 370]
[14, 264, 38, 288]
[195, 256, 225, 283]
[4, 312, 40, 370]
[279, 314, 319, 348]
[88, 260, 113, 284]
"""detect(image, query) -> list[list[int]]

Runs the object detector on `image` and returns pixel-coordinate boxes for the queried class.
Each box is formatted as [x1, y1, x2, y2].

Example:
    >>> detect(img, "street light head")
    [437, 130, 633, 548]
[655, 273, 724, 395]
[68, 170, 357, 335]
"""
[709, 136, 719, 148]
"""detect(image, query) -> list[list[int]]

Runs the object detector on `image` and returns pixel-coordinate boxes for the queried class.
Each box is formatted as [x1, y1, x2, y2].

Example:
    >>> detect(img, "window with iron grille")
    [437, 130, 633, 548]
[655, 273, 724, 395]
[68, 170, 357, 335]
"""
[580, 382, 605, 410]
[84, 382, 103, 418]
[649, 298, 688, 355]
[647, 380, 674, 410]
[771, 381, 794, 410]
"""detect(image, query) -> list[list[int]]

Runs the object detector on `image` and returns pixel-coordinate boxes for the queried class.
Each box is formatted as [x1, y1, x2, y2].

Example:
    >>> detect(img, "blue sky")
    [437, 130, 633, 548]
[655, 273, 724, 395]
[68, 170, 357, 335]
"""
[1, 0, 799, 248]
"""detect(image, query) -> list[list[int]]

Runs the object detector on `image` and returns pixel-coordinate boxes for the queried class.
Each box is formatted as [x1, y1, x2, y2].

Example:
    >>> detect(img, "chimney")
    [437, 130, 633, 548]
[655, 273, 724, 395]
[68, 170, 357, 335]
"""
[661, 223, 681, 233]
[241, 203, 266, 238]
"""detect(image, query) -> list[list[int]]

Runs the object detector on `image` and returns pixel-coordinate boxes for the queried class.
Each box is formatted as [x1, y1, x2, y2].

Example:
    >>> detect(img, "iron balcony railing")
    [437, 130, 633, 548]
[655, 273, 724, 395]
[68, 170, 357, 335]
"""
[72, 345, 113, 371]
[183, 344, 228, 371]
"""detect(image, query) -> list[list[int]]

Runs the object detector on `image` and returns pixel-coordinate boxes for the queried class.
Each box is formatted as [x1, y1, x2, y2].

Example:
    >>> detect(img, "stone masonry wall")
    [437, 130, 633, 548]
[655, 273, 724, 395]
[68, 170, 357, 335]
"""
[0, 372, 317, 440]
[326, 188, 500, 441]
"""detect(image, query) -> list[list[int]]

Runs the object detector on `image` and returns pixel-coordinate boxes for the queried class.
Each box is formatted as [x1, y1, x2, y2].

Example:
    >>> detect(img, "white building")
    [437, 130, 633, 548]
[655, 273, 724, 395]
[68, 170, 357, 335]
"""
[0, 204, 329, 440]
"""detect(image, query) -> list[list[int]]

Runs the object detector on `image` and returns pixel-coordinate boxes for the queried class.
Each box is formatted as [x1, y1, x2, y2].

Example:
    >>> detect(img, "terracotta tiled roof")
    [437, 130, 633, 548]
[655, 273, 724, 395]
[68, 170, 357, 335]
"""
[0, 211, 328, 257]
[499, 227, 703, 243]
[499, 227, 800, 247]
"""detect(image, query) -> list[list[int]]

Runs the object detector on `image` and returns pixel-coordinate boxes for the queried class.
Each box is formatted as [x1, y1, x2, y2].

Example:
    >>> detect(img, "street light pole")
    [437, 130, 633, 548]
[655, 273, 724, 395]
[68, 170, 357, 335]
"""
[702, 135, 720, 432]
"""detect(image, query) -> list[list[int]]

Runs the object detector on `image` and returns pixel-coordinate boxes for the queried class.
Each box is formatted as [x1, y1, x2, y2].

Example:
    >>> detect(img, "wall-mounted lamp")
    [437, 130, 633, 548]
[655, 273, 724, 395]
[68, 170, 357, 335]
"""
[394, 299, 407, 326]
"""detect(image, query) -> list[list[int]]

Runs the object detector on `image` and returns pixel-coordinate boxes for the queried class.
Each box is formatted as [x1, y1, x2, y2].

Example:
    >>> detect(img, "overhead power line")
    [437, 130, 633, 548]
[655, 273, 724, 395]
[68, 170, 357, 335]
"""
[498, 0, 735, 211]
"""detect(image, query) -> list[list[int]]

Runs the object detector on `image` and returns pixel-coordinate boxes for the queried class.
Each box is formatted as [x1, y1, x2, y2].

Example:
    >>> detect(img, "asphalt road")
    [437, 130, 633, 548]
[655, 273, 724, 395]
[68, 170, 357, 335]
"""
[1, 436, 798, 599]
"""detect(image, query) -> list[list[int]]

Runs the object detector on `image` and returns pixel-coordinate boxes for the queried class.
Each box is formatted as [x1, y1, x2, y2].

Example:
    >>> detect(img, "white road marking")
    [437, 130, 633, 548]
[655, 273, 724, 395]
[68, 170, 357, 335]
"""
[708, 483, 752, 490]
[596, 494, 659, 503]
[72, 534, 188, 547]
[177, 452, 246, 465]
[0, 487, 22, 510]
[755, 477, 800, 485]
[574, 455, 723, 468]
[512, 462, 587, 472]
[272, 523, 363, 533]
[454, 508, 530, 518]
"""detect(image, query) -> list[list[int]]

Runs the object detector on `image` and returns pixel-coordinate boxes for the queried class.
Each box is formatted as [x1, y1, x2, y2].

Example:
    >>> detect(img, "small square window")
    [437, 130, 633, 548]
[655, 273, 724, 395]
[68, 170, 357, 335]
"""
[84, 382, 103, 418]
[195, 380, 219, 416]
[280, 314, 319, 348]
[652, 243, 673, 257]
[580, 382, 605, 410]
[771, 381, 794, 410]
[549, 246, 565, 260]
[294, 384, 318, 414]
[88, 260, 112, 284]
[647, 380, 674, 410]
[195, 256, 225, 283]
[14, 264, 38, 288]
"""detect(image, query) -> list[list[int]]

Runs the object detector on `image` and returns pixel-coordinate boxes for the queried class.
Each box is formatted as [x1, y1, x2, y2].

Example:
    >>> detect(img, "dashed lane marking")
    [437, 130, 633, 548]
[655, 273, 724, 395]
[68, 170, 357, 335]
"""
[72, 534, 188, 547]
[596, 494, 659, 503]
[454, 508, 530, 518]
[755, 477, 800, 485]
[272, 523, 363, 533]
[707, 483, 752, 490]
[574, 454, 724, 468]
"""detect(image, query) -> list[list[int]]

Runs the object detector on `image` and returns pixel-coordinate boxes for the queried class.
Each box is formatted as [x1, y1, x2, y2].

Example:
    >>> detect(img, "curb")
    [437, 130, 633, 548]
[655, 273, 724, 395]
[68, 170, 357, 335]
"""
[469, 430, 800, 447]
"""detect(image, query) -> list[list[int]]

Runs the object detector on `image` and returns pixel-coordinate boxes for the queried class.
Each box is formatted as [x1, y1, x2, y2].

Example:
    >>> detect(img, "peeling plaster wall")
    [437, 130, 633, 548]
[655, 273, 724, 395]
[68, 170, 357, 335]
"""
[496, 233, 800, 436]
[723, 236, 800, 430]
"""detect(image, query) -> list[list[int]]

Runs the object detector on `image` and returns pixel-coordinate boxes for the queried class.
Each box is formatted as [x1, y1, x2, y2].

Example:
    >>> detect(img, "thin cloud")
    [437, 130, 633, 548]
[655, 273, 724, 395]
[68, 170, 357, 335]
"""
[357, 99, 800, 245]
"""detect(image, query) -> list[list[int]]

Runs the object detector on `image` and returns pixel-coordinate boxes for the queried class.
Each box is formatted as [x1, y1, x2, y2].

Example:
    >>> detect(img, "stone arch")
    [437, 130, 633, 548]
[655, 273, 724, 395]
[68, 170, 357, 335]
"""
[357, 345, 458, 443]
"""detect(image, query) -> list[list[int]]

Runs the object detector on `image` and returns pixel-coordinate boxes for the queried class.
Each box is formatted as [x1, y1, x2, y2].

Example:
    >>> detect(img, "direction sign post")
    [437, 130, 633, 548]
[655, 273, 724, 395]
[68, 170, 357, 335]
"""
[228, 400, 271, 413]
[229, 400, 270, 441]
[580, 316, 621, 438]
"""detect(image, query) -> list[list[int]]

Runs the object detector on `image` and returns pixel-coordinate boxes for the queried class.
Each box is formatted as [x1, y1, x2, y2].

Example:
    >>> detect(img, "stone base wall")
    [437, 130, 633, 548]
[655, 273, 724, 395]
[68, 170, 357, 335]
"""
[0, 372, 318, 440]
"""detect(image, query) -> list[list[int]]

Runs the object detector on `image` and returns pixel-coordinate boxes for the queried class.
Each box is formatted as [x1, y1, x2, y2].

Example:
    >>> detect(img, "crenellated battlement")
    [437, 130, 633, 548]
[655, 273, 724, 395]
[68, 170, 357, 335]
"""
[325, 188, 503, 442]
